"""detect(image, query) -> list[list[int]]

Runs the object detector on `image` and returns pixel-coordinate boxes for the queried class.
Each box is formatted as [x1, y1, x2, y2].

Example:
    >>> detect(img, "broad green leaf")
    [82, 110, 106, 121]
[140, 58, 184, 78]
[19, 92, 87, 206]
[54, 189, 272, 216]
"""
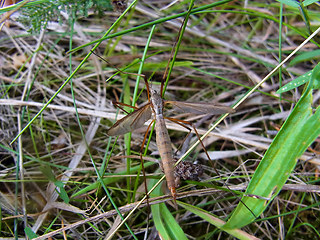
[149, 177, 187, 240]
[178, 202, 258, 240]
[161, 203, 188, 240]
[312, 63, 320, 89]
[152, 202, 171, 240]
[224, 64, 320, 229]
[276, 70, 312, 94]
[276, 62, 320, 94]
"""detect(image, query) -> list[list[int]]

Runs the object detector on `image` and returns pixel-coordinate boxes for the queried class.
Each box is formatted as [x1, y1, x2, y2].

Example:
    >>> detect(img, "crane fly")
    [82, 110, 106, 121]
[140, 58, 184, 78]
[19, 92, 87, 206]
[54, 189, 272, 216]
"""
[107, 77, 235, 201]
[106, 0, 234, 203]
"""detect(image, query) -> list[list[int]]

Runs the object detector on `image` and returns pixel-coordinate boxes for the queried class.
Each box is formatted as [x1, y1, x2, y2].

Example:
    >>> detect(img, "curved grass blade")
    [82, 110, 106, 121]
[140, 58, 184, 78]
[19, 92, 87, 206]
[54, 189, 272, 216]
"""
[224, 63, 320, 229]
[178, 202, 259, 240]
[289, 49, 320, 66]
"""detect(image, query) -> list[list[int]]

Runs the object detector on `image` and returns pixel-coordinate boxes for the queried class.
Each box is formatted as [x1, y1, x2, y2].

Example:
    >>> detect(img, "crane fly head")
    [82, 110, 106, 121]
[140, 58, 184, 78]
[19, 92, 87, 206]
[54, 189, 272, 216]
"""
[148, 83, 162, 100]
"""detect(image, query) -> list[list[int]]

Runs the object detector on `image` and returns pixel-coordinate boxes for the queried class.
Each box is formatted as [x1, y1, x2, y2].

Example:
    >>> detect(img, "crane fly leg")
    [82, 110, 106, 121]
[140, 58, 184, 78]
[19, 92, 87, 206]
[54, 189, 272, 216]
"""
[139, 120, 155, 212]
[139, 119, 155, 154]
[165, 117, 215, 172]
[112, 101, 139, 114]
[167, 116, 259, 218]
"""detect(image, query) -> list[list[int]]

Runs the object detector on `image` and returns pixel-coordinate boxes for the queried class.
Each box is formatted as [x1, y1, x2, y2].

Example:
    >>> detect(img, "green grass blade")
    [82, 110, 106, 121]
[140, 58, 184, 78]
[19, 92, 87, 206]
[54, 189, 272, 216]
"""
[289, 49, 320, 66]
[71, 162, 155, 198]
[162, 0, 194, 94]
[303, 0, 319, 6]
[68, 0, 233, 53]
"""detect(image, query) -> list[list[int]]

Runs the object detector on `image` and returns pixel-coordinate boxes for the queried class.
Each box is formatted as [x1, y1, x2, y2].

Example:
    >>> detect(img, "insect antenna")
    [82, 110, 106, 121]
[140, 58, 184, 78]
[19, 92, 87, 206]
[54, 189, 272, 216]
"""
[91, 50, 146, 80]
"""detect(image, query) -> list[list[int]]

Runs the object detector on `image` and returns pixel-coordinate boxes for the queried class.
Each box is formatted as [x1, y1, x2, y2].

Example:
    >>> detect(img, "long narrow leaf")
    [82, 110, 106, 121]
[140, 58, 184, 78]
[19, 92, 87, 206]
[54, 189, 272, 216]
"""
[224, 63, 320, 229]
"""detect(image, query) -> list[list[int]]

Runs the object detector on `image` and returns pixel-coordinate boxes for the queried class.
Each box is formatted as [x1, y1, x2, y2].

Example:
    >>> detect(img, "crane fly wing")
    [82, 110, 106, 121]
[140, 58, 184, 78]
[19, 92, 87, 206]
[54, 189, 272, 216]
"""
[165, 100, 235, 115]
[107, 104, 152, 136]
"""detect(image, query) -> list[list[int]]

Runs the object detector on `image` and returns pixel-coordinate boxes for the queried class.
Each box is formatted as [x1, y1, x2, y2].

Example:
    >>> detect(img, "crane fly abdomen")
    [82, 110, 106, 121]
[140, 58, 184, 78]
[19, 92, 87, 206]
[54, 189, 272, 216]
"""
[150, 88, 177, 200]
[154, 117, 177, 200]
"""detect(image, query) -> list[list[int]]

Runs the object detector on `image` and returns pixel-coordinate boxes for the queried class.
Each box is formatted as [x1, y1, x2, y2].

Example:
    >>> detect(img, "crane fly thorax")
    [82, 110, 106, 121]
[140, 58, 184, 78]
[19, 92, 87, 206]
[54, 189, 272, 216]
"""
[150, 88, 164, 116]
